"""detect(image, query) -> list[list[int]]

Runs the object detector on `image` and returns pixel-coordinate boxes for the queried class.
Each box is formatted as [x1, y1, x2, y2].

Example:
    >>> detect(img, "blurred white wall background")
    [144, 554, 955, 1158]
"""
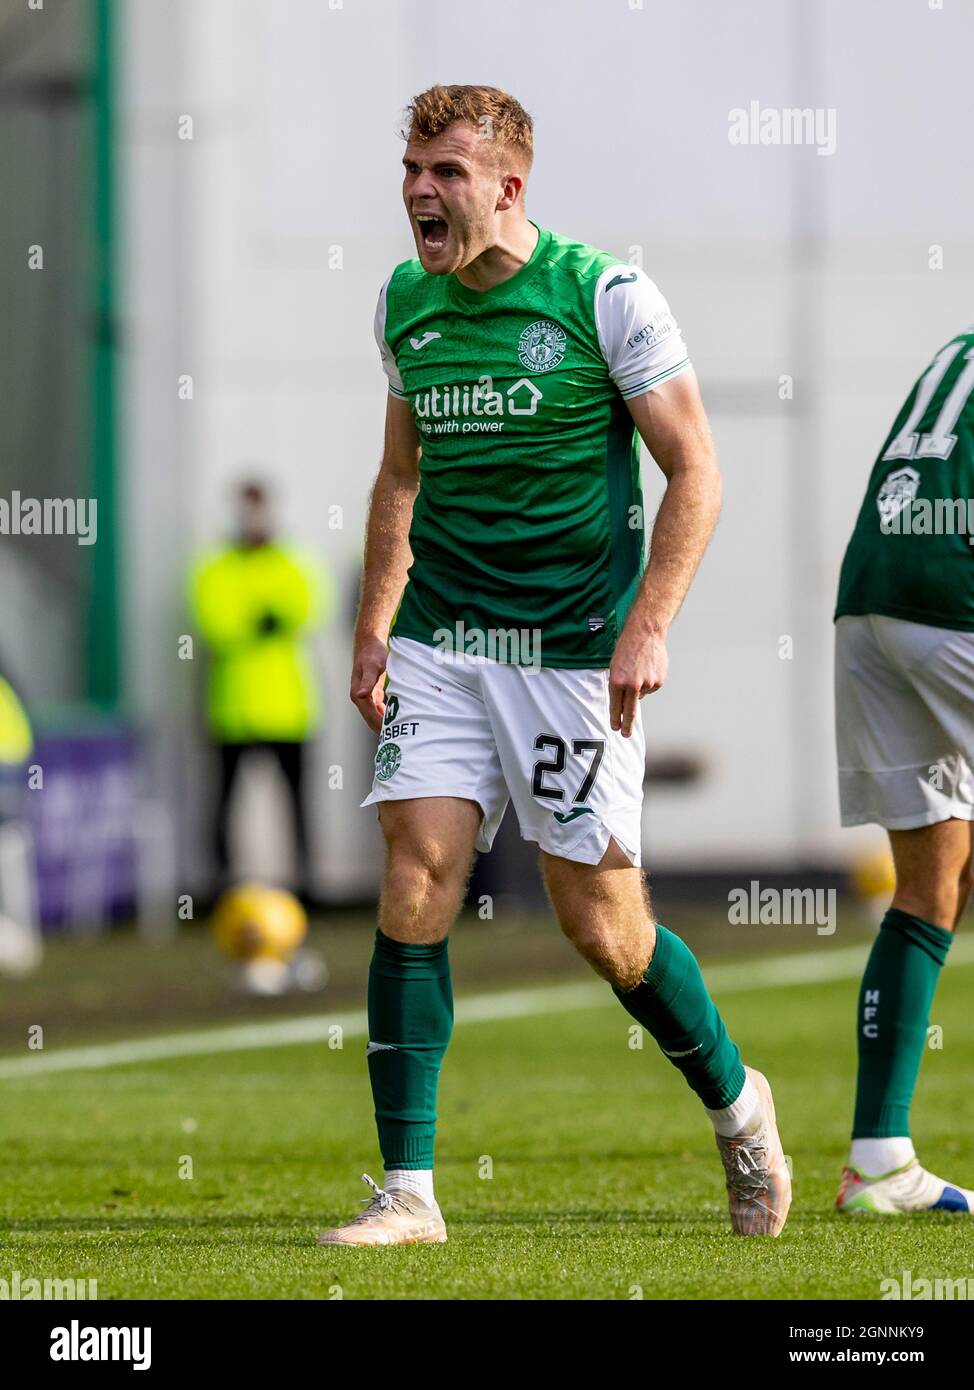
[120, 0, 974, 894]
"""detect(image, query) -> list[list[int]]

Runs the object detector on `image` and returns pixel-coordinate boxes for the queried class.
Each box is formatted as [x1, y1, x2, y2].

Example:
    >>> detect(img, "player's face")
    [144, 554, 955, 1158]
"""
[402, 123, 501, 274]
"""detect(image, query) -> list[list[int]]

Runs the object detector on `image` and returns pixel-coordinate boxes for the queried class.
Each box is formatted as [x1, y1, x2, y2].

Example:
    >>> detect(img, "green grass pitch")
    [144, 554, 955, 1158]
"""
[2, 923, 974, 1300]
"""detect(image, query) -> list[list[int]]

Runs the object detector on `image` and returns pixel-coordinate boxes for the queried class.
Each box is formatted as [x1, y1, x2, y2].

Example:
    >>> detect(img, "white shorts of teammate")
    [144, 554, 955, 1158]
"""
[361, 636, 646, 866]
[835, 614, 974, 829]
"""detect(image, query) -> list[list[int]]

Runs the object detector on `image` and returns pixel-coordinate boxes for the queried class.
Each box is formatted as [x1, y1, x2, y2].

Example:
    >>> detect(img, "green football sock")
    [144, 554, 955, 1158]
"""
[367, 930, 453, 1169]
[852, 908, 952, 1139]
[614, 923, 745, 1109]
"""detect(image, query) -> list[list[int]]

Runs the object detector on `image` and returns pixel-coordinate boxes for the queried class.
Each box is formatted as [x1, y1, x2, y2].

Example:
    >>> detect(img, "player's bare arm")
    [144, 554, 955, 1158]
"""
[350, 392, 421, 732]
[609, 368, 721, 736]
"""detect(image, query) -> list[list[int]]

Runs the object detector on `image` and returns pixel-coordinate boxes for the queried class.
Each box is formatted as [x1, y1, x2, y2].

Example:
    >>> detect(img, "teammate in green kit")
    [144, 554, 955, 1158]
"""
[834, 326, 974, 1215]
[317, 84, 791, 1246]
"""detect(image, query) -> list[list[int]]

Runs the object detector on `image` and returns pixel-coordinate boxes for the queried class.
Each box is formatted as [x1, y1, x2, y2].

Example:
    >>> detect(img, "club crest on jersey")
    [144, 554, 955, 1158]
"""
[518, 320, 566, 373]
[877, 466, 920, 528]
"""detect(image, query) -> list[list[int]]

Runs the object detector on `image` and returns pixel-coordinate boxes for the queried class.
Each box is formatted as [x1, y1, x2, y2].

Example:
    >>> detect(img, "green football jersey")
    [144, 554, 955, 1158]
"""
[836, 327, 974, 630]
[373, 222, 691, 668]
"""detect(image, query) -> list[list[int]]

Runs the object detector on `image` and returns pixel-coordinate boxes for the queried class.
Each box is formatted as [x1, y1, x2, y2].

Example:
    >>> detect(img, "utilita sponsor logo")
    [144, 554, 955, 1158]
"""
[413, 375, 543, 422]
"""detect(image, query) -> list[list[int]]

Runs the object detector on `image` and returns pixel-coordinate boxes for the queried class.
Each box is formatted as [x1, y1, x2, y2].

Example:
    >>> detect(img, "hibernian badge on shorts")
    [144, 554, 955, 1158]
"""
[375, 742, 402, 782]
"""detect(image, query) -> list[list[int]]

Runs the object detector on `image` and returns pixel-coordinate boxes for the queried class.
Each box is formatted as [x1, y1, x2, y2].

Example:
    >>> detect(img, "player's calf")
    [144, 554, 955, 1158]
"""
[546, 858, 793, 1238]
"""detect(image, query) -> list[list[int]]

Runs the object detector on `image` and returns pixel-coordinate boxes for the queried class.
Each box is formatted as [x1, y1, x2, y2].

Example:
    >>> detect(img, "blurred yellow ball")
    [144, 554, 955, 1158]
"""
[850, 849, 897, 900]
[212, 884, 307, 963]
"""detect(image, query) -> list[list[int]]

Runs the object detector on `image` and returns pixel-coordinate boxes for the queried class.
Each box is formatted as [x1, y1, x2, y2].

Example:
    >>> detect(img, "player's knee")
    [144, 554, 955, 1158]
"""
[379, 850, 459, 940]
[561, 920, 616, 983]
[385, 839, 457, 900]
[553, 900, 652, 989]
[562, 923, 647, 990]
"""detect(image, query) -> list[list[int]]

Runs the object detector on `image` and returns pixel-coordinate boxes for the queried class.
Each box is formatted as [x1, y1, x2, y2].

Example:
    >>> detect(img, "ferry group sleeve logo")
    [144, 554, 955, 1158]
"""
[518, 320, 567, 372]
[375, 742, 402, 781]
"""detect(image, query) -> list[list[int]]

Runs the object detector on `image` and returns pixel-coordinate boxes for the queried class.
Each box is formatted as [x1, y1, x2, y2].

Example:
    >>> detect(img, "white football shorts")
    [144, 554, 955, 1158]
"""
[360, 636, 646, 866]
[835, 613, 974, 829]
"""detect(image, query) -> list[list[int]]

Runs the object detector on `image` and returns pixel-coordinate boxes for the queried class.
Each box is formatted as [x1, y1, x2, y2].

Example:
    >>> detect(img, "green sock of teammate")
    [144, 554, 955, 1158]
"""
[614, 923, 745, 1109]
[367, 930, 453, 1169]
[852, 908, 952, 1139]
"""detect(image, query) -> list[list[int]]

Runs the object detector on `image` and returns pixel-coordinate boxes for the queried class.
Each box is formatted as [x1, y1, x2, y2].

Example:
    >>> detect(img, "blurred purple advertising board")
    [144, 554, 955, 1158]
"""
[27, 728, 139, 930]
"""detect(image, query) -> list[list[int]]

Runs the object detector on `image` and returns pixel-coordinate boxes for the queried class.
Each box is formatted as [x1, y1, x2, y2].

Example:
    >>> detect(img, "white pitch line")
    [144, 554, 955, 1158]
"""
[2, 936, 973, 1080]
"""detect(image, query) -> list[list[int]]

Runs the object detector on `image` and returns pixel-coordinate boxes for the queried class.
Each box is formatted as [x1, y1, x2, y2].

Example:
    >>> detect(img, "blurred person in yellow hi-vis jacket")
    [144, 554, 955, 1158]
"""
[0, 675, 32, 768]
[0, 665, 41, 976]
[190, 481, 334, 902]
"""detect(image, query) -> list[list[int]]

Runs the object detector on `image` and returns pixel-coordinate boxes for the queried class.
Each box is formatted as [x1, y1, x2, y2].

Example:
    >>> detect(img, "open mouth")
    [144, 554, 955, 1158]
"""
[416, 214, 449, 252]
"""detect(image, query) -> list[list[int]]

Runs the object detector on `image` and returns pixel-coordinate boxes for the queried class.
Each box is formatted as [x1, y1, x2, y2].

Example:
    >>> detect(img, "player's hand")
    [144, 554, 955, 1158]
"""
[350, 635, 389, 733]
[609, 627, 669, 737]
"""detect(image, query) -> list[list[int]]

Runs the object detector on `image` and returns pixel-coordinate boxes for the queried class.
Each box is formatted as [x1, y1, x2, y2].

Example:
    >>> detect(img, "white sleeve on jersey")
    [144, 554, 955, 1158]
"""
[593, 265, 691, 400]
[374, 276, 405, 398]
